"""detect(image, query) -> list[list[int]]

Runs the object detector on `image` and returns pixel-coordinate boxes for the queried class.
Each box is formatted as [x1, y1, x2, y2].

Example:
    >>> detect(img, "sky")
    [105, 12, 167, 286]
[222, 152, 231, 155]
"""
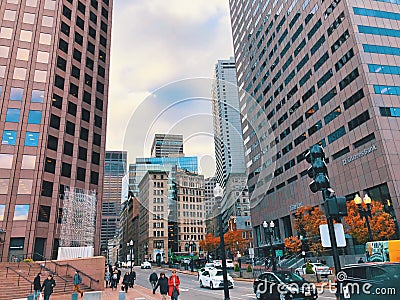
[106, 0, 234, 177]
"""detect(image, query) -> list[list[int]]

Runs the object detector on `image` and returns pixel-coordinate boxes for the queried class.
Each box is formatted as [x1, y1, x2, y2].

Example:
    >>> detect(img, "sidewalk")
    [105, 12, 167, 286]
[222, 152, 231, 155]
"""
[50, 285, 163, 300]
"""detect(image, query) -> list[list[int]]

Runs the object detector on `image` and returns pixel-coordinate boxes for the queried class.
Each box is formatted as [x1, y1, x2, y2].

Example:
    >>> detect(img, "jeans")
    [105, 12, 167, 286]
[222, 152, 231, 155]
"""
[44, 294, 51, 300]
[33, 290, 41, 300]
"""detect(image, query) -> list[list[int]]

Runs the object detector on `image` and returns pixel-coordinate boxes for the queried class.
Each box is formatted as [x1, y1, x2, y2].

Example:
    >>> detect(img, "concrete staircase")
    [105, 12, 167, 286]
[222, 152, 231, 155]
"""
[0, 262, 93, 300]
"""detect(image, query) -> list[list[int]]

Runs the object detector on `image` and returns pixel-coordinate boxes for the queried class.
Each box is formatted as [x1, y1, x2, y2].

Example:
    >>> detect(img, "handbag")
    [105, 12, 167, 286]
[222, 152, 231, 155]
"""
[172, 287, 180, 297]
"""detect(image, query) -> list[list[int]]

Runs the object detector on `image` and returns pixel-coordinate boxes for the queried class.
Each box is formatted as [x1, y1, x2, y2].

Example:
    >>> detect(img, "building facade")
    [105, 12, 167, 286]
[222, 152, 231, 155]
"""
[229, 0, 400, 255]
[151, 134, 184, 158]
[0, 0, 112, 260]
[204, 176, 217, 217]
[101, 151, 127, 252]
[212, 58, 246, 189]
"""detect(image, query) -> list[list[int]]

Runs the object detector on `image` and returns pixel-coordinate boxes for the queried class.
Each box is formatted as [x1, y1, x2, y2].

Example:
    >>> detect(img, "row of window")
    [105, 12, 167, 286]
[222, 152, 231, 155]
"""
[2, 131, 39, 146]
[6, 109, 42, 124]
[374, 85, 400, 95]
[380, 106, 400, 117]
[0, 87, 44, 102]
[354, 7, 400, 20]
[358, 25, 400, 38]
[368, 64, 400, 75]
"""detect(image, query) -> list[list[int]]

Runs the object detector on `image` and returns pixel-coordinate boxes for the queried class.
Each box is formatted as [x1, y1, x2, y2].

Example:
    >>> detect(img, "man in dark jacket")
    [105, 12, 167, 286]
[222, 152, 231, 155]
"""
[33, 273, 41, 300]
[41, 274, 56, 300]
[129, 270, 136, 288]
[154, 272, 168, 299]
[149, 271, 158, 290]
[122, 272, 130, 293]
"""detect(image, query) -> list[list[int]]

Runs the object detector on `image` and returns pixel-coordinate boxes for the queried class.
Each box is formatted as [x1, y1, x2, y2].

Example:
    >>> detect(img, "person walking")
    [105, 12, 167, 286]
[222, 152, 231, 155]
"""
[104, 270, 111, 288]
[73, 270, 84, 297]
[128, 270, 136, 288]
[154, 272, 169, 300]
[33, 273, 41, 300]
[117, 268, 121, 284]
[41, 274, 56, 300]
[149, 271, 158, 290]
[111, 270, 118, 290]
[122, 272, 130, 293]
[168, 270, 180, 300]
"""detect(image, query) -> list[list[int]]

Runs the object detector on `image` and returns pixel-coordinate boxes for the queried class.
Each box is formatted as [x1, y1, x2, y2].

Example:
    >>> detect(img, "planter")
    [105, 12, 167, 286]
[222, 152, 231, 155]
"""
[242, 272, 254, 279]
[229, 271, 240, 278]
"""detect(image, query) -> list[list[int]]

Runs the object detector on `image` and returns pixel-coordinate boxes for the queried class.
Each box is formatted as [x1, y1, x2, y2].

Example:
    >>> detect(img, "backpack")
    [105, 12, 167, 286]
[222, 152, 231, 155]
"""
[112, 273, 118, 280]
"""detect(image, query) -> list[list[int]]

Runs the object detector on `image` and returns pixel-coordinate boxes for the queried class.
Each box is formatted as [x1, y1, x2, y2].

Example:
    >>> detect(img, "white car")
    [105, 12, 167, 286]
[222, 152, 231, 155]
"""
[198, 263, 215, 278]
[295, 263, 331, 276]
[199, 269, 234, 289]
[226, 259, 234, 268]
[213, 260, 222, 268]
[141, 261, 151, 269]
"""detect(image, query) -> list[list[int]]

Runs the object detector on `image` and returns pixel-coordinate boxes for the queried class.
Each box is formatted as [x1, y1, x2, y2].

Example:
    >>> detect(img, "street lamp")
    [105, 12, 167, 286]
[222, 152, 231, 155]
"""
[354, 194, 373, 242]
[188, 238, 195, 272]
[127, 240, 134, 273]
[263, 220, 277, 272]
[214, 183, 230, 300]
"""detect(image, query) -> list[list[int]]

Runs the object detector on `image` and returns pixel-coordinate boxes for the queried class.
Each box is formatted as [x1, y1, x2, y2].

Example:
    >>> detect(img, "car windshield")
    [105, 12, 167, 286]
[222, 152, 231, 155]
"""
[210, 270, 223, 277]
[275, 272, 303, 283]
[205, 263, 214, 268]
[313, 263, 325, 267]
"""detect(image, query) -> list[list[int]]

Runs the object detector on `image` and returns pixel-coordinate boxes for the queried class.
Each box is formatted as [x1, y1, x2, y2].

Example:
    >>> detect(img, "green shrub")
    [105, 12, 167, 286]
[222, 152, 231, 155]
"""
[234, 263, 240, 272]
[246, 265, 252, 272]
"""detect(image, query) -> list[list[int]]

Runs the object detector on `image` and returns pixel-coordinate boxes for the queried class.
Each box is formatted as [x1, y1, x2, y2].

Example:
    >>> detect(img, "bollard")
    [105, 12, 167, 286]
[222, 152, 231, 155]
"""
[118, 291, 126, 300]
[27, 295, 34, 300]
[72, 292, 79, 300]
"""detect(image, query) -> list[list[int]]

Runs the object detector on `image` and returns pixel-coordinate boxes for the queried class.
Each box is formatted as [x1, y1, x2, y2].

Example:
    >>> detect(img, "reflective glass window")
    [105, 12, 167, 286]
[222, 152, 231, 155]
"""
[16, 48, 30, 61]
[34, 70, 47, 82]
[42, 16, 54, 27]
[39, 33, 52, 45]
[0, 66, 5, 78]
[13, 68, 27, 80]
[26, 0, 38, 6]
[0, 27, 13, 39]
[20, 30, 32, 42]
[21, 155, 36, 169]
[363, 44, 400, 56]
[28, 110, 42, 124]
[0, 182, 8, 195]
[0, 154, 13, 168]
[0, 46, 10, 58]
[10, 87, 24, 100]
[25, 132, 39, 146]
[37, 51, 49, 63]
[2, 130, 17, 145]
[23, 13, 35, 24]
[4, 10, 16, 21]
[369, 64, 400, 75]
[6, 108, 21, 122]
[328, 126, 346, 144]
[14, 204, 30, 220]
[31, 90, 44, 103]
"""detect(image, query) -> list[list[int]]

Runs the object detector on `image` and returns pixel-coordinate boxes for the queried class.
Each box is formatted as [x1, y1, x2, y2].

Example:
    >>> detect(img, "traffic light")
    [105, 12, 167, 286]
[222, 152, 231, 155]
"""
[305, 145, 330, 193]
[326, 196, 348, 217]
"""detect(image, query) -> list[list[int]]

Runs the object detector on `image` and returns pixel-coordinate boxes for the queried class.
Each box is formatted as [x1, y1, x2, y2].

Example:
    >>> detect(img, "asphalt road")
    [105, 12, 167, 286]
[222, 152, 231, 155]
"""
[129, 266, 338, 300]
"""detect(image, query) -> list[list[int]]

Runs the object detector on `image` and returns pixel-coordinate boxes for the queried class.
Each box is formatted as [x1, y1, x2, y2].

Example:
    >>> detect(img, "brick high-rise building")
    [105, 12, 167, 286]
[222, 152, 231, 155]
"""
[229, 0, 400, 255]
[0, 0, 112, 260]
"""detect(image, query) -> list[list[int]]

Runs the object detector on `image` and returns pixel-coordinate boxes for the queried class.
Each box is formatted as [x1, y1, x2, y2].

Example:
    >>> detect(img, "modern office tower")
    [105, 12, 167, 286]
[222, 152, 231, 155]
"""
[101, 151, 127, 252]
[204, 176, 217, 217]
[151, 134, 184, 158]
[229, 0, 400, 255]
[175, 170, 205, 254]
[138, 170, 169, 263]
[212, 58, 246, 189]
[0, 0, 112, 260]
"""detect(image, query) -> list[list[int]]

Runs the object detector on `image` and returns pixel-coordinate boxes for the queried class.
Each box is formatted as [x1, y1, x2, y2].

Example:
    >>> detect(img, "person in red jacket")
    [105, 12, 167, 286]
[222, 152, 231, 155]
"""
[168, 270, 181, 300]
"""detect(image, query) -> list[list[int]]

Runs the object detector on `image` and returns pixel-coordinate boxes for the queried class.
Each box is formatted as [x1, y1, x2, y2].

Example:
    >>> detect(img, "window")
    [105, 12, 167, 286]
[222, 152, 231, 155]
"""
[324, 107, 341, 124]
[294, 39, 306, 57]
[14, 204, 30, 220]
[90, 11, 97, 24]
[307, 19, 322, 40]
[302, 86, 315, 103]
[374, 85, 400, 95]
[317, 69, 333, 89]
[37, 51, 49, 63]
[98, 66, 105, 78]
[57, 56, 67, 71]
[66, 121, 75, 135]
[85, 74, 93, 87]
[289, 100, 301, 114]
[78, 1, 86, 14]
[41, 181, 53, 197]
[369, 64, 400, 75]
[77, 167, 86, 181]
[321, 87, 337, 106]
[308, 120, 322, 136]
[102, 7, 108, 19]
[4, 10, 17, 21]
[354, 7, 400, 20]
[92, 151, 100, 164]
[294, 132, 307, 146]
[290, 11, 301, 28]
[13, 68, 27, 80]
[75, 32, 83, 45]
[314, 52, 329, 72]
[99, 50, 106, 62]
[2, 130, 17, 145]
[38, 205, 51, 222]
[50, 114, 60, 129]
[93, 133, 101, 146]
[61, 162, 72, 177]
[78, 146, 87, 161]
[6, 108, 21, 123]
[71, 65, 80, 79]
[47, 135, 58, 151]
[73, 49, 82, 62]
[59, 39, 68, 53]
[324, 0, 341, 19]
[42, 16, 53, 27]
[299, 69, 312, 87]
[100, 35, 107, 47]
[44, 157, 56, 173]
[20, 30, 32, 42]
[348, 110, 370, 131]
[292, 116, 304, 130]
[68, 101, 77, 116]
[331, 30, 350, 53]
[101, 21, 108, 33]
[21, 155, 36, 169]
[335, 49, 355, 71]
[64, 141, 73, 155]
[0, 46, 9, 58]
[52, 93, 62, 109]
[18, 179, 33, 194]
[69, 83, 79, 97]
[344, 89, 364, 110]
[358, 25, 400, 39]
[91, 171, 99, 184]
[28, 111, 42, 124]
[34, 70, 47, 83]
[283, 56, 293, 71]
[87, 41, 95, 54]
[297, 54, 309, 72]
[97, 81, 104, 93]
[76, 16, 85, 30]
[305, 103, 319, 119]
[25, 132, 39, 146]
[332, 147, 350, 160]
[311, 35, 326, 55]
[62, 5, 72, 19]
[327, 12, 345, 36]
[292, 24, 303, 43]
[80, 127, 89, 141]
[55, 75, 65, 89]
[0, 27, 13, 39]
[95, 115, 102, 128]
[354, 133, 376, 148]
[60, 22, 70, 36]
[89, 26, 96, 39]
[328, 126, 346, 144]
[339, 68, 359, 90]
[0, 181, 9, 195]
[39, 33, 51, 45]
[0, 154, 13, 168]
[86, 57, 94, 70]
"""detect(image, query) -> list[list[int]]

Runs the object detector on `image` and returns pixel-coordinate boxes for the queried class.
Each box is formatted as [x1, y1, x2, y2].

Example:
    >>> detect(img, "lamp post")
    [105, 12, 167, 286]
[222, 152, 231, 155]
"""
[127, 240, 134, 273]
[263, 220, 277, 272]
[188, 238, 195, 272]
[354, 194, 373, 242]
[214, 183, 230, 300]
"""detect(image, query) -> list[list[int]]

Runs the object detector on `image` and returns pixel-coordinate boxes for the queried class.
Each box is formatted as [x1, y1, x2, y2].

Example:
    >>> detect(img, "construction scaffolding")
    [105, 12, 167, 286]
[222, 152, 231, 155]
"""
[59, 187, 97, 247]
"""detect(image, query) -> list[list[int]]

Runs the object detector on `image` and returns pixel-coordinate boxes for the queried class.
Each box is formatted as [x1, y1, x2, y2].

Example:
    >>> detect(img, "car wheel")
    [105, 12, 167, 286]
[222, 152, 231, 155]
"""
[210, 282, 214, 290]
[200, 280, 203, 288]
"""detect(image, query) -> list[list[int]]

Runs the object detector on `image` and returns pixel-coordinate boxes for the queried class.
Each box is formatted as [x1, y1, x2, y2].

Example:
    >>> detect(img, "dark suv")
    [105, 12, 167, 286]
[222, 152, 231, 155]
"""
[253, 271, 318, 300]
[339, 263, 400, 300]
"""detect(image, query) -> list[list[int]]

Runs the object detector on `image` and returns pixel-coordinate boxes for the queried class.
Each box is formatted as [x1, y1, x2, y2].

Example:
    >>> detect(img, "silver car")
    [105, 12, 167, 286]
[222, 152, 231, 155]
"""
[295, 263, 331, 276]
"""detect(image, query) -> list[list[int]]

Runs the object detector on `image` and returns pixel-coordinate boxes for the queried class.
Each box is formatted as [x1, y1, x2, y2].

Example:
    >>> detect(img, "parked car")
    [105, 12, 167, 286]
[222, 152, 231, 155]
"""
[198, 263, 215, 279]
[226, 259, 234, 269]
[213, 260, 222, 267]
[141, 261, 151, 269]
[253, 271, 318, 300]
[199, 269, 234, 289]
[295, 263, 332, 276]
[339, 262, 400, 300]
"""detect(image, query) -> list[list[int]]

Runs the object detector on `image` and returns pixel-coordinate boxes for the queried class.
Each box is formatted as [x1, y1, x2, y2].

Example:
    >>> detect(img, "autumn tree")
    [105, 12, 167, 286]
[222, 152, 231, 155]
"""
[344, 200, 396, 244]
[294, 206, 327, 255]
[224, 230, 246, 254]
[284, 236, 302, 254]
[200, 233, 220, 254]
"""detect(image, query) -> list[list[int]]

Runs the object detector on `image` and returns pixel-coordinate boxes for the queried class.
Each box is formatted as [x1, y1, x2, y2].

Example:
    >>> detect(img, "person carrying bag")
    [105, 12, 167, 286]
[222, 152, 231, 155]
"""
[168, 270, 180, 300]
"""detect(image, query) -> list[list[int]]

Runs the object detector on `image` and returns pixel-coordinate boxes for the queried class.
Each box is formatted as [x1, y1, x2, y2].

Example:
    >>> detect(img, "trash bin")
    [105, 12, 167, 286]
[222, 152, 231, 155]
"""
[118, 291, 126, 300]
[71, 292, 79, 300]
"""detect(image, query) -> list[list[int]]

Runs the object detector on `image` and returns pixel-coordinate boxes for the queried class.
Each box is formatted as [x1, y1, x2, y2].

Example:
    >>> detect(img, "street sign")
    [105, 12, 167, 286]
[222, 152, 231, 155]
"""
[320, 223, 346, 247]
[249, 247, 254, 258]
[275, 250, 283, 257]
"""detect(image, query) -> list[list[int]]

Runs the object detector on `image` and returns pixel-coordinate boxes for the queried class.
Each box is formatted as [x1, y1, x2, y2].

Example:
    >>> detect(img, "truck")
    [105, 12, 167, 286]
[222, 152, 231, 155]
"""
[365, 240, 400, 262]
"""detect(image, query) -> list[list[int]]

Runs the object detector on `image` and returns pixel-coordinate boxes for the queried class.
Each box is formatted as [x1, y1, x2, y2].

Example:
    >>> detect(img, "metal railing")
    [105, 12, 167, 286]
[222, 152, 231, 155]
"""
[6, 266, 33, 293]
[40, 264, 68, 292]
[51, 261, 99, 289]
